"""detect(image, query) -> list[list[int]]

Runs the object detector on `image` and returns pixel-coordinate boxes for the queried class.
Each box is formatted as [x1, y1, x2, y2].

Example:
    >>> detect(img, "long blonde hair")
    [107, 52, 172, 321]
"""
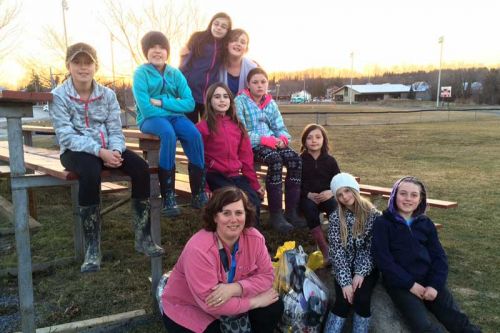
[336, 188, 374, 247]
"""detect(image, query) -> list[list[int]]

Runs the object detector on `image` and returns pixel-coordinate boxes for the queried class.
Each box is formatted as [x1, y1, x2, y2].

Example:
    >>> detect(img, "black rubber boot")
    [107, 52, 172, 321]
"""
[131, 198, 165, 257]
[158, 167, 181, 217]
[188, 163, 208, 209]
[79, 204, 101, 273]
[268, 211, 294, 234]
[284, 181, 307, 228]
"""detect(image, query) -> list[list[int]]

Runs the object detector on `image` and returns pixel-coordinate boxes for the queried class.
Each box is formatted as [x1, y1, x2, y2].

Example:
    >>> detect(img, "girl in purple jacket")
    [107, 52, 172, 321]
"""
[180, 12, 232, 123]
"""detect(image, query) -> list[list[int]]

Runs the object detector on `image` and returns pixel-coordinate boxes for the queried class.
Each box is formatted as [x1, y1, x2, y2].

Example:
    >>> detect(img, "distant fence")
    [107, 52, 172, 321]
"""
[280, 108, 500, 127]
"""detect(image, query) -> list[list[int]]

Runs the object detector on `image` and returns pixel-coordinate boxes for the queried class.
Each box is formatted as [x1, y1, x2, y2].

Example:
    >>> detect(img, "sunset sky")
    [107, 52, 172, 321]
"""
[0, 0, 499, 88]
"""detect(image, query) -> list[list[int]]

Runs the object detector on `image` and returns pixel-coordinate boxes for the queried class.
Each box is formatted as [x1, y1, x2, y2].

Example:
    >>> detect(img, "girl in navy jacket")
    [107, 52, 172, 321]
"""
[180, 12, 232, 123]
[372, 176, 480, 333]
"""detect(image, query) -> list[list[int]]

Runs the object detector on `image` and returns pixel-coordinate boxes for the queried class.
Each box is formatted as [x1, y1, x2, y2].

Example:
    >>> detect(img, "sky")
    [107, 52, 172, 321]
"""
[1, 0, 499, 88]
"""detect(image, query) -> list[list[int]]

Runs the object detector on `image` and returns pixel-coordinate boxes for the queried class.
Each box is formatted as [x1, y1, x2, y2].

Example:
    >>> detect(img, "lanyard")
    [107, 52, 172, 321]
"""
[217, 237, 239, 283]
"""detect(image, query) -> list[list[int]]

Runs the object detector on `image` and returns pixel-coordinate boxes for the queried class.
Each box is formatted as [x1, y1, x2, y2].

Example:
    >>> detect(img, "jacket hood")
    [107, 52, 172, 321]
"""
[62, 77, 105, 101]
[240, 88, 272, 110]
[387, 176, 428, 224]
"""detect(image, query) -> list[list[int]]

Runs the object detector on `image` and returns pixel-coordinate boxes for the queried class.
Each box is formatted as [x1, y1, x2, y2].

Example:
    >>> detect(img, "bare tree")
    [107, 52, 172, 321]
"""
[0, 0, 21, 58]
[41, 25, 68, 62]
[102, 0, 205, 66]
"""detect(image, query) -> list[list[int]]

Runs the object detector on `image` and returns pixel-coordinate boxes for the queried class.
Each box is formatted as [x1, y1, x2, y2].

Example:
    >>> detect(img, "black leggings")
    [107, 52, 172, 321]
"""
[332, 269, 379, 318]
[162, 298, 284, 333]
[60, 149, 150, 206]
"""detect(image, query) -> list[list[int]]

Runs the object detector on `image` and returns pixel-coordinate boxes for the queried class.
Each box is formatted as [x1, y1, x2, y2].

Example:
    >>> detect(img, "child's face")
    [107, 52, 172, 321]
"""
[305, 129, 324, 154]
[68, 53, 96, 86]
[248, 74, 268, 99]
[337, 187, 355, 209]
[227, 33, 248, 58]
[147, 44, 168, 69]
[396, 182, 421, 218]
[211, 18, 230, 39]
[211, 87, 231, 115]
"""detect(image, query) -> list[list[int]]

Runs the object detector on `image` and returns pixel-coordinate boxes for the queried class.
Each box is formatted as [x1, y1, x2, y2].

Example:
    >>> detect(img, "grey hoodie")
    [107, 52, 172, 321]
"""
[50, 78, 125, 156]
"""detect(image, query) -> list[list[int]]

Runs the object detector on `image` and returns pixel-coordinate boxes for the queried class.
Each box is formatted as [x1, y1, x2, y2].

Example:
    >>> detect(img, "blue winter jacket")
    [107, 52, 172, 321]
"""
[179, 39, 223, 104]
[372, 209, 448, 292]
[132, 63, 195, 127]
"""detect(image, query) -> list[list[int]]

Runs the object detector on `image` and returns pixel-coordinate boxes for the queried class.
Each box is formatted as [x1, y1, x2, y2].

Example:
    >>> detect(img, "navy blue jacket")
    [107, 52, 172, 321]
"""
[372, 210, 448, 291]
[180, 38, 223, 104]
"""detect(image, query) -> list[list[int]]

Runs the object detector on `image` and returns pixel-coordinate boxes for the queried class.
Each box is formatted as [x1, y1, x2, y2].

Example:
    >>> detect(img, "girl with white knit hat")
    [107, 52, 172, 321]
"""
[324, 173, 380, 333]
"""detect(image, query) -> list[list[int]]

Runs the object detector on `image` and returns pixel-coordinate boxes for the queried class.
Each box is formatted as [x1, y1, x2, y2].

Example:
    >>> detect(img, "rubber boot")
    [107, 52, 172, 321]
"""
[132, 198, 165, 257]
[311, 226, 330, 262]
[79, 204, 101, 273]
[284, 181, 307, 228]
[269, 211, 294, 233]
[352, 313, 370, 333]
[267, 183, 294, 233]
[188, 163, 208, 209]
[323, 311, 346, 333]
[158, 167, 180, 217]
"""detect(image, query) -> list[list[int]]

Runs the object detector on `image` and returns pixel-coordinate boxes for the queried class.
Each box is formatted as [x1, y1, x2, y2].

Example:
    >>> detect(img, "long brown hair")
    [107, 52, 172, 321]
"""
[336, 188, 375, 247]
[187, 12, 232, 59]
[203, 82, 247, 136]
[300, 123, 330, 154]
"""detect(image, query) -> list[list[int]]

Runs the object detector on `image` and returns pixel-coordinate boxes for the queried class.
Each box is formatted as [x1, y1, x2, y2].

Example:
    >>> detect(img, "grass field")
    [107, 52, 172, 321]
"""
[1, 107, 499, 332]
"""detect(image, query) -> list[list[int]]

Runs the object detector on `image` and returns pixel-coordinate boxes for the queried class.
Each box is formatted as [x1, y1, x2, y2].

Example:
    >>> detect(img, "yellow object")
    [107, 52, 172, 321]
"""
[273, 241, 296, 260]
[307, 250, 324, 271]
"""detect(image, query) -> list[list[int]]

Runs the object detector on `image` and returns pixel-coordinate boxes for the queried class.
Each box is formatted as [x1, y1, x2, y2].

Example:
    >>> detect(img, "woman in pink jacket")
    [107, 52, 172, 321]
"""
[161, 187, 283, 332]
[196, 82, 265, 226]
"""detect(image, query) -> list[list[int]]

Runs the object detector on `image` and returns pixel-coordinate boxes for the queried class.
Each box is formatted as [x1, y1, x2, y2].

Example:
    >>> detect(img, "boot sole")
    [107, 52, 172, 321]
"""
[135, 246, 165, 257]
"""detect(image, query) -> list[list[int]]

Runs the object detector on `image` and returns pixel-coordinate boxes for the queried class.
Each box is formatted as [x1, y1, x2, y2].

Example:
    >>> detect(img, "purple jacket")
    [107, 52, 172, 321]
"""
[180, 38, 223, 104]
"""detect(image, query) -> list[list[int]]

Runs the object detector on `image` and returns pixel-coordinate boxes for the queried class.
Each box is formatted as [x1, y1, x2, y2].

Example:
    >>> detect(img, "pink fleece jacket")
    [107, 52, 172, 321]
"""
[196, 115, 260, 191]
[162, 228, 274, 332]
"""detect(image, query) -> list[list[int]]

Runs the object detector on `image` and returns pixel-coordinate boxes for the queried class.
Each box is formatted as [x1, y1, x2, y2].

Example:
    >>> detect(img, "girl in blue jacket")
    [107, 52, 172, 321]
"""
[180, 12, 232, 123]
[133, 31, 207, 216]
[372, 176, 480, 333]
[235, 68, 305, 234]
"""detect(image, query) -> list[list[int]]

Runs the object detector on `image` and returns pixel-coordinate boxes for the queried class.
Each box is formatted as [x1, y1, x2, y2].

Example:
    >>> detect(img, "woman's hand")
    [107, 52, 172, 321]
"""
[317, 190, 334, 203]
[423, 286, 438, 301]
[249, 288, 280, 309]
[409, 282, 426, 299]
[206, 283, 242, 307]
[342, 285, 354, 304]
[99, 148, 123, 168]
[257, 186, 265, 199]
[352, 274, 364, 291]
[150, 98, 162, 107]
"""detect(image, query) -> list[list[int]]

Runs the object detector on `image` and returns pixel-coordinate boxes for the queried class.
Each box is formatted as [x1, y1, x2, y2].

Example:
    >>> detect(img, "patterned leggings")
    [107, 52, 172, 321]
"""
[252, 145, 302, 186]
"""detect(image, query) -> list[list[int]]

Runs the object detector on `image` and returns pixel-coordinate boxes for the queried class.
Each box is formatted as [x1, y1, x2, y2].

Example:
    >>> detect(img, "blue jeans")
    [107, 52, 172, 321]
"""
[385, 283, 481, 333]
[300, 196, 337, 229]
[140, 115, 203, 170]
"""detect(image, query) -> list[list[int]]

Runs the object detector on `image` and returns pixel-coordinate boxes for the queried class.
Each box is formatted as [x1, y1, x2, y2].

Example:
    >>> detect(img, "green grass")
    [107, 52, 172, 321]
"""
[1, 115, 499, 332]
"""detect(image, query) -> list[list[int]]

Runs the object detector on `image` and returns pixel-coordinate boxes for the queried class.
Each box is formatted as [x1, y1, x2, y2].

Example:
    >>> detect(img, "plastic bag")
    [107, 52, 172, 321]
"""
[274, 245, 329, 333]
[155, 271, 171, 314]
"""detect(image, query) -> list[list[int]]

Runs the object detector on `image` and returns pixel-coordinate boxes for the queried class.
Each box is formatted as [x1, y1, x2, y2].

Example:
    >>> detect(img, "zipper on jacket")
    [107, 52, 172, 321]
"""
[69, 95, 106, 148]
[203, 39, 218, 102]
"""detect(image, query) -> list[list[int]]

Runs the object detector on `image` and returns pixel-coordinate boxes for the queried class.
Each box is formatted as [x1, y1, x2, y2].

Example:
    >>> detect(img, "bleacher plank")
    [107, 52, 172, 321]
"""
[101, 182, 128, 194]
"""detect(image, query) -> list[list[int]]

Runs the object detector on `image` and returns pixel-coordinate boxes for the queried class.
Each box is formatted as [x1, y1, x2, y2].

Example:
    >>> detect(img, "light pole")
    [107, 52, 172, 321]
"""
[436, 36, 444, 107]
[110, 33, 116, 90]
[349, 51, 354, 104]
[276, 82, 280, 102]
[61, 0, 69, 49]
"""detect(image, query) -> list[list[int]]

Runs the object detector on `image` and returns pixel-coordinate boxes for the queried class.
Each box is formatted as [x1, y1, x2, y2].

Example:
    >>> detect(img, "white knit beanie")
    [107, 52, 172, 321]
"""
[330, 172, 359, 194]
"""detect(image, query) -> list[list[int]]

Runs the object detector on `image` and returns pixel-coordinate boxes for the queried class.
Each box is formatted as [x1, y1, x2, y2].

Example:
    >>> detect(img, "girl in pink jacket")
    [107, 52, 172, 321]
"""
[196, 83, 264, 225]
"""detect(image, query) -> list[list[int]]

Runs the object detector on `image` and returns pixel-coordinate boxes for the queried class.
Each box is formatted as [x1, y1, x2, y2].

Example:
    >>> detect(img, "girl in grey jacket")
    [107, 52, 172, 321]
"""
[50, 42, 164, 273]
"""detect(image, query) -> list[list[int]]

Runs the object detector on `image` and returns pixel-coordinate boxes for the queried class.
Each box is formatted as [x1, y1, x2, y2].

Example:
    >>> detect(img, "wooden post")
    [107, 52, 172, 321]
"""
[0, 90, 52, 333]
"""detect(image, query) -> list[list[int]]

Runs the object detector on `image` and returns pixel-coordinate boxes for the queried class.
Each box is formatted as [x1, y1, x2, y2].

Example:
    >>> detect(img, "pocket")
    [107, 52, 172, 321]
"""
[237, 264, 258, 279]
